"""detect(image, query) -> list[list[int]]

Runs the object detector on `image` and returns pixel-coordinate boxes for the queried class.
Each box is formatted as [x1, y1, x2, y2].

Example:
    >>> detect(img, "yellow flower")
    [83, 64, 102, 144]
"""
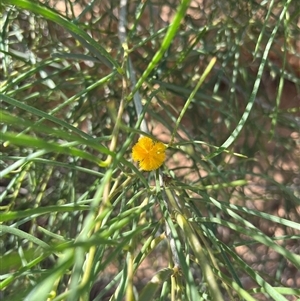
[132, 136, 166, 171]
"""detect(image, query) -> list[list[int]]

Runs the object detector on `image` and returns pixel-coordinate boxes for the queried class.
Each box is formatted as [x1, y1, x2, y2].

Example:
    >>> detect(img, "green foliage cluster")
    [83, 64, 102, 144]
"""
[1, 0, 299, 300]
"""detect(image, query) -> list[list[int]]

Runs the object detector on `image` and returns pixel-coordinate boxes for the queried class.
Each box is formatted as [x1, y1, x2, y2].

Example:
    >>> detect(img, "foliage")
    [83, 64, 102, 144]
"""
[1, 0, 300, 300]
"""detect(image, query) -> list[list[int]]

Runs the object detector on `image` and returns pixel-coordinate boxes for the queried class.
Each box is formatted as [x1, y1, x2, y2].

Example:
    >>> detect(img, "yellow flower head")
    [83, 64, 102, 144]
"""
[132, 136, 166, 171]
